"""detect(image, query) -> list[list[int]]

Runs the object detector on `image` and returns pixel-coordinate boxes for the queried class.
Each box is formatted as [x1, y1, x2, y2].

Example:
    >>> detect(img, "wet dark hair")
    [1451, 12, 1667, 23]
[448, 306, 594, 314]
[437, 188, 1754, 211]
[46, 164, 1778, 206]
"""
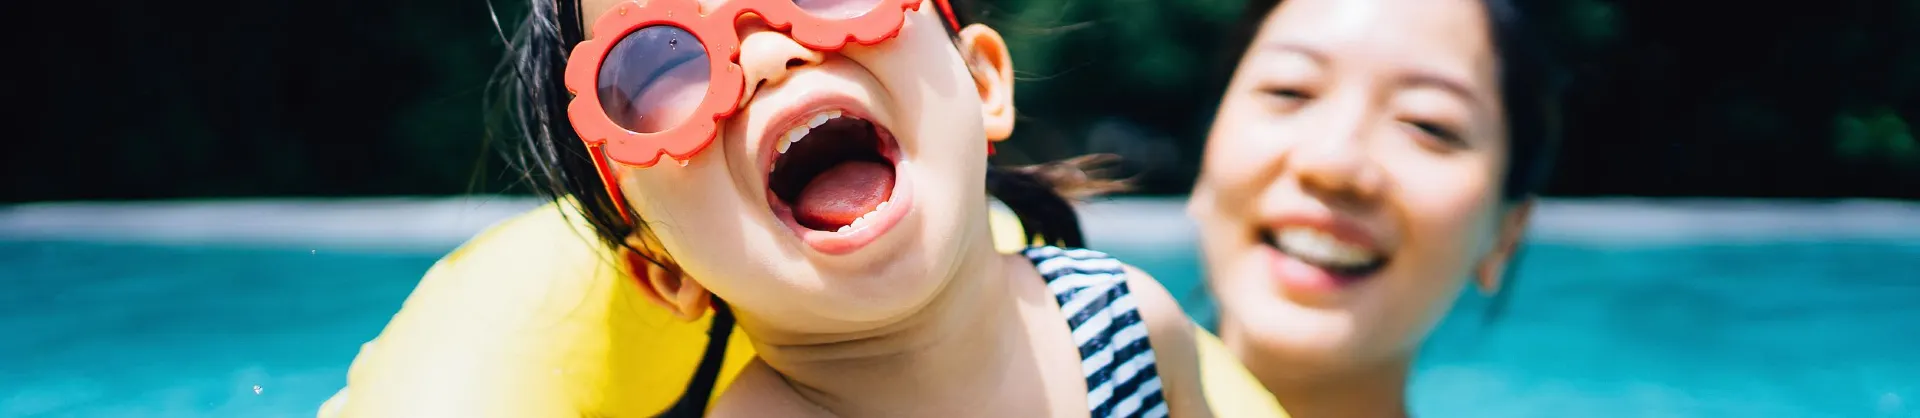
[487, 1, 1116, 415]
[1222, 0, 1568, 202]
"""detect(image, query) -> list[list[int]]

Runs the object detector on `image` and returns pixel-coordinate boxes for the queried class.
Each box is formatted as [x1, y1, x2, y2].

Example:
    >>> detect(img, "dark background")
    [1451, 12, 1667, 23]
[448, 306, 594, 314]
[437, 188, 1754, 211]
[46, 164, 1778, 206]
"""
[7, 0, 1917, 202]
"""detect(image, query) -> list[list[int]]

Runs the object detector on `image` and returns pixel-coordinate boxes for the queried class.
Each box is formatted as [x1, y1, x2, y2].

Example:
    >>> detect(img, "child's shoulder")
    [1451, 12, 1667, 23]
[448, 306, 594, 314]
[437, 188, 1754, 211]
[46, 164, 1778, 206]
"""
[1015, 245, 1178, 300]
[1017, 245, 1167, 311]
[1018, 245, 1126, 276]
[1018, 245, 1214, 417]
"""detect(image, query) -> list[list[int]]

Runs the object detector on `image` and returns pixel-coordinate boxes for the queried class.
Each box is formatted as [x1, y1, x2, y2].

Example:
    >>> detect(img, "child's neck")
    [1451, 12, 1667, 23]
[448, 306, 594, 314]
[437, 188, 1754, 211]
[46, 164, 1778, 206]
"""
[742, 232, 1031, 415]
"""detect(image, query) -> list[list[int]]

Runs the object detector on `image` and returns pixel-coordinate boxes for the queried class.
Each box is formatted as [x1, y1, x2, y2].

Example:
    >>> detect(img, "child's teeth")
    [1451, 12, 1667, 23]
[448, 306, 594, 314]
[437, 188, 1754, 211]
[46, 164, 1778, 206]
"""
[831, 204, 892, 234]
[777, 112, 842, 153]
[876, 201, 889, 211]
[777, 126, 808, 154]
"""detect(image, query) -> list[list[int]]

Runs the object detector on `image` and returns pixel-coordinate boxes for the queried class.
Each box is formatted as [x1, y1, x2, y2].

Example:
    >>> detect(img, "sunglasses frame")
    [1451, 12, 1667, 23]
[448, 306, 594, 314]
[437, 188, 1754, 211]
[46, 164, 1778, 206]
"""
[563, 0, 958, 220]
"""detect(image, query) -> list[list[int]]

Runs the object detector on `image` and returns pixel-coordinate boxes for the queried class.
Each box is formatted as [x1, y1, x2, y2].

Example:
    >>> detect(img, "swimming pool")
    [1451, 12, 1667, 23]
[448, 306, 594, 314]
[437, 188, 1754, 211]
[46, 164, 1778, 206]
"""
[3, 198, 1917, 417]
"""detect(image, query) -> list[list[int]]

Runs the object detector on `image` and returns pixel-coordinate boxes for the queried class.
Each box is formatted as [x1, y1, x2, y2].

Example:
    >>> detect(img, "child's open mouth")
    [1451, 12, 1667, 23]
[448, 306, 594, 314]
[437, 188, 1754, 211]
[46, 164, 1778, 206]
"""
[764, 106, 910, 255]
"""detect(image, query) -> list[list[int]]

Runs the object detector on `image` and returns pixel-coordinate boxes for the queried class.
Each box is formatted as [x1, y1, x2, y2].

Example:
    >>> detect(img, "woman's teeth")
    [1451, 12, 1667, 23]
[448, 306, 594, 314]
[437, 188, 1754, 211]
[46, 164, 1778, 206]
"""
[1275, 227, 1383, 271]
[776, 110, 845, 154]
[835, 200, 891, 233]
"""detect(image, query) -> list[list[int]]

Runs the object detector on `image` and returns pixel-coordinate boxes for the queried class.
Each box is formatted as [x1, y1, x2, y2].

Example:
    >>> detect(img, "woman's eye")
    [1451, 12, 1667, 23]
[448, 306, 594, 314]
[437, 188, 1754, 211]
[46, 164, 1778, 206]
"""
[1260, 87, 1312, 101]
[1257, 87, 1313, 113]
[1405, 121, 1466, 147]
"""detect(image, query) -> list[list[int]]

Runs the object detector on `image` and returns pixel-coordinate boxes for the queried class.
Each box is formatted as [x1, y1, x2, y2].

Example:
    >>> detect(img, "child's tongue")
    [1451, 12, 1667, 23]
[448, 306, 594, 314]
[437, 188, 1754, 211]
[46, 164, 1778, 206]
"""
[794, 161, 896, 231]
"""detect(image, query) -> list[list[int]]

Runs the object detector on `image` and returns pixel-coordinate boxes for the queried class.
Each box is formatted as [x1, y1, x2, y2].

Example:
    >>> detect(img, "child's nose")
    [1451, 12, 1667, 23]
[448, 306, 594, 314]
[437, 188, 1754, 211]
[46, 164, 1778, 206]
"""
[735, 18, 827, 110]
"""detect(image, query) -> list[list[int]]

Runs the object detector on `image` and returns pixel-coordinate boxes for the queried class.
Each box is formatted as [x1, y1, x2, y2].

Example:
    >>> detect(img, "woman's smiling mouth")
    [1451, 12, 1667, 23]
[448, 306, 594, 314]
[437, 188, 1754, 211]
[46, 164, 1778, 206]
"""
[1255, 214, 1395, 300]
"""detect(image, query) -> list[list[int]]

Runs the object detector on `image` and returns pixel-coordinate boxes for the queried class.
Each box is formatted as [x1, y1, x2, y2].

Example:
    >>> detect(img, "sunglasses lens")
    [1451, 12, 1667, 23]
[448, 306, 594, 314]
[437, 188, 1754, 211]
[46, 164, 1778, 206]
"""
[597, 25, 712, 134]
[792, 0, 884, 18]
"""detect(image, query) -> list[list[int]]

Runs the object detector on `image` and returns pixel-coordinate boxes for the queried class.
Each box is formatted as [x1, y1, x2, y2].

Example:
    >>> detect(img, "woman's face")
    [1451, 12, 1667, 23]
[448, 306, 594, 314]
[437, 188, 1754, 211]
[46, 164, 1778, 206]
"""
[1190, 0, 1530, 372]
[580, 0, 1009, 334]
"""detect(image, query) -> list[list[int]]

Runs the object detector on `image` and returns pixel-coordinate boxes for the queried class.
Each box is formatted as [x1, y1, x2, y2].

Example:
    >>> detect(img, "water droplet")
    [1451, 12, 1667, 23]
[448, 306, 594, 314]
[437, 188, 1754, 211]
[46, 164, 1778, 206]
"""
[310, 250, 315, 255]
[668, 38, 678, 50]
[618, 6, 627, 16]
[666, 11, 673, 18]
[252, 385, 263, 395]
[677, 158, 690, 167]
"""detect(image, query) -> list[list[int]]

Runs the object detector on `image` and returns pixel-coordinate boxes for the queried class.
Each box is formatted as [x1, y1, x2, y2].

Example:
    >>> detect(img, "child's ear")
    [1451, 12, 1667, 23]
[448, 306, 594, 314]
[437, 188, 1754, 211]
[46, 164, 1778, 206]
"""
[623, 241, 711, 321]
[1475, 199, 1535, 295]
[955, 24, 1016, 143]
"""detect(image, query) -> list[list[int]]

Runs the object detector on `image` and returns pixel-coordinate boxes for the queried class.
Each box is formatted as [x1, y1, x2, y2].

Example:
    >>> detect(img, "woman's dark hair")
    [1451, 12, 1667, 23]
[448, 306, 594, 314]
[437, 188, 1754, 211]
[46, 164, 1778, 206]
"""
[487, 1, 1116, 415]
[1222, 0, 1568, 202]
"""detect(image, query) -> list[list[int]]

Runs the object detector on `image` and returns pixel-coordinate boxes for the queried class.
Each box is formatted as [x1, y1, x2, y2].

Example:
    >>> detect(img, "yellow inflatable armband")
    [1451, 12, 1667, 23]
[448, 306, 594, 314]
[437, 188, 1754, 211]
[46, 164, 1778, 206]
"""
[319, 200, 1284, 417]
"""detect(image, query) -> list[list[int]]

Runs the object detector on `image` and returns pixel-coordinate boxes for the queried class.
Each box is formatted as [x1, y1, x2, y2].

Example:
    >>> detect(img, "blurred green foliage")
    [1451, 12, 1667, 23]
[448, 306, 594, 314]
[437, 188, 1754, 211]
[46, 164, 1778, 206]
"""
[5, 0, 1916, 202]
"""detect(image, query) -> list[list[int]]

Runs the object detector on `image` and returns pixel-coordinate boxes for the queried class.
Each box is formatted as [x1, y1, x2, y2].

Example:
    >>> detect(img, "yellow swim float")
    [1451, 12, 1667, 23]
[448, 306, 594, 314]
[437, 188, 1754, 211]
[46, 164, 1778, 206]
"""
[318, 200, 1283, 417]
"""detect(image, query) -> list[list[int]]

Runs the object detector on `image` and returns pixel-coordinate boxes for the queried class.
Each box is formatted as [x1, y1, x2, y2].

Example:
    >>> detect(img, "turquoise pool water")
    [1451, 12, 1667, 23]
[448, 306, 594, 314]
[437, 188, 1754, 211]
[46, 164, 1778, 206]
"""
[3, 236, 1918, 417]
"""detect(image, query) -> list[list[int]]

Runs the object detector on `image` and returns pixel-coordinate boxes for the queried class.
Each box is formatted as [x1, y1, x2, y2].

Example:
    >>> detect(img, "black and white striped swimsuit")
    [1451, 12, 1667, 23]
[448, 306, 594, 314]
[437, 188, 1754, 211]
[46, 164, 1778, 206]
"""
[1022, 245, 1168, 418]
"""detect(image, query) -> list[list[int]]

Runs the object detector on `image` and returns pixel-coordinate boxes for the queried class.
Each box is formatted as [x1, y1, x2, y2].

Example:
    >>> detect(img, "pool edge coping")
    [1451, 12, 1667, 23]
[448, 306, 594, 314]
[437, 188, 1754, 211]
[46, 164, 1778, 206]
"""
[3, 196, 1916, 250]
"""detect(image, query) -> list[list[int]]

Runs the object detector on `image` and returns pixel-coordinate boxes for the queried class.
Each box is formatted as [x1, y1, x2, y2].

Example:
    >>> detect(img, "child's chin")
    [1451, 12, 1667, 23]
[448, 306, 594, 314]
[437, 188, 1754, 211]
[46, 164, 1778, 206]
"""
[794, 277, 948, 326]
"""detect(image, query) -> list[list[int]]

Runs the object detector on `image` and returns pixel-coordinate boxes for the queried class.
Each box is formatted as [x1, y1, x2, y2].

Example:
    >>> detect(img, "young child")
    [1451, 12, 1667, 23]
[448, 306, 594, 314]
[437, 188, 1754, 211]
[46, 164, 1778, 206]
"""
[1186, 0, 1566, 416]
[325, 0, 1212, 416]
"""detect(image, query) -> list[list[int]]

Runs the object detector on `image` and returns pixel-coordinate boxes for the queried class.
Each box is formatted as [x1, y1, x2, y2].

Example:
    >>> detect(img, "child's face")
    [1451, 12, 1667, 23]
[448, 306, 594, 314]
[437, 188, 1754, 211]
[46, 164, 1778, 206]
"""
[1190, 0, 1525, 371]
[581, 0, 1002, 332]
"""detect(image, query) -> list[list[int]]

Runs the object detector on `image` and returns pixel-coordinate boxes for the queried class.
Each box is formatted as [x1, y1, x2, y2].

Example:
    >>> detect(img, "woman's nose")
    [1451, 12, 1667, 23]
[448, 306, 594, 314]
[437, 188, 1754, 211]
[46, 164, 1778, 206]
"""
[1291, 121, 1387, 209]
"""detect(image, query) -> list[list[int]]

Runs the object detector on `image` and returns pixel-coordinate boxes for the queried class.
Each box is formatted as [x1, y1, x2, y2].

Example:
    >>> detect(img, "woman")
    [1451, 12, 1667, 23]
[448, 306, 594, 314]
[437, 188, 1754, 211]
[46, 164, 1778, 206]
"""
[1187, 0, 1566, 416]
